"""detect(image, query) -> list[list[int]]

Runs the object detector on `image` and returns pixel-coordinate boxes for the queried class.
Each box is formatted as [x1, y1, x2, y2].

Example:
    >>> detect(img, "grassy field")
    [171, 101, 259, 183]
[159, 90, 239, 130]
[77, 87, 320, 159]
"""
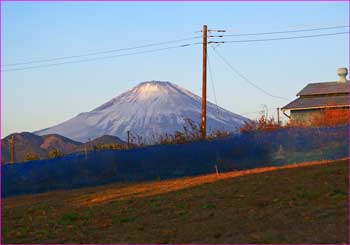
[2, 159, 349, 244]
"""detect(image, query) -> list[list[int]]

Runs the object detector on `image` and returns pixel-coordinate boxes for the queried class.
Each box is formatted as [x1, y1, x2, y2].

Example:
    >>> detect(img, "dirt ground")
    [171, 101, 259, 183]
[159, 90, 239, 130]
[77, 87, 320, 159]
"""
[2, 159, 349, 244]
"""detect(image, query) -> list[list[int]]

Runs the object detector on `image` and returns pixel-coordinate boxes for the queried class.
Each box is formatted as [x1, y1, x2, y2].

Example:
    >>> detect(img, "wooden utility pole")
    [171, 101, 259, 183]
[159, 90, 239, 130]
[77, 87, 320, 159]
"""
[277, 107, 280, 125]
[201, 24, 208, 140]
[11, 135, 15, 164]
[127, 130, 130, 149]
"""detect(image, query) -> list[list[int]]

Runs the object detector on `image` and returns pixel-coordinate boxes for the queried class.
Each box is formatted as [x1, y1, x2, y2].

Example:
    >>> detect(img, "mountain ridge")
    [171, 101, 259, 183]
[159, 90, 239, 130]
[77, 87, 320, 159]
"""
[1, 132, 126, 164]
[1, 132, 82, 163]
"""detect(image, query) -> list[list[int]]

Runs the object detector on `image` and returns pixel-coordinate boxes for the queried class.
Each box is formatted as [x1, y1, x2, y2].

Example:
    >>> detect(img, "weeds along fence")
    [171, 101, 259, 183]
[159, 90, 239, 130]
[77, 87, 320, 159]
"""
[2, 125, 349, 197]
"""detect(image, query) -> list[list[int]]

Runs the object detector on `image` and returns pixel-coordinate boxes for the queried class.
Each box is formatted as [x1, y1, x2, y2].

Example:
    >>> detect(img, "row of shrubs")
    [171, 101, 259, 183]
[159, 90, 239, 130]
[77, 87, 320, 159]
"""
[23, 118, 230, 162]
[241, 107, 349, 132]
[22, 108, 349, 162]
[24, 149, 64, 162]
[24, 143, 128, 162]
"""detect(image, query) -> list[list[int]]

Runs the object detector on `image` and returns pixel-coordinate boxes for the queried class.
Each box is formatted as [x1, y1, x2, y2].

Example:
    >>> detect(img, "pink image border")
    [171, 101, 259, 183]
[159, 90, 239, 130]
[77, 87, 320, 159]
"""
[0, 0, 349, 244]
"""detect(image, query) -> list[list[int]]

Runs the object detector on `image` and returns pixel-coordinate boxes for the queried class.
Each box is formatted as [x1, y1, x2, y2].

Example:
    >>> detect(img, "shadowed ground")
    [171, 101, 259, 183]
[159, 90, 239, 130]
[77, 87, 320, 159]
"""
[2, 158, 349, 243]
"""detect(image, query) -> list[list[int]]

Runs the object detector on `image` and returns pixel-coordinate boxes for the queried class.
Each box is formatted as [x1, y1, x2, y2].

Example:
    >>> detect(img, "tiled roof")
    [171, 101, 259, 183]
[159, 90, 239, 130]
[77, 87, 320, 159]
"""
[282, 95, 350, 110]
[297, 81, 350, 96]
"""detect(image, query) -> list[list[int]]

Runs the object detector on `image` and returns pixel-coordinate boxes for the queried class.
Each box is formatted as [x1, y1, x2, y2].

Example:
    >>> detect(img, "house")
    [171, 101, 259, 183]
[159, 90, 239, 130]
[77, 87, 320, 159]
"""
[281, 68, 350, 125]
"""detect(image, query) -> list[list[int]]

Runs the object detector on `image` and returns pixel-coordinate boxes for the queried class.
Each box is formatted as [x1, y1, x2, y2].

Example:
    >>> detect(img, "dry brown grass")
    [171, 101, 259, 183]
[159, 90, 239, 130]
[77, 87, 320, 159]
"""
[2, 158, 349, 244]
[5, 158, 346, 209]
[75, 158, 349, 207]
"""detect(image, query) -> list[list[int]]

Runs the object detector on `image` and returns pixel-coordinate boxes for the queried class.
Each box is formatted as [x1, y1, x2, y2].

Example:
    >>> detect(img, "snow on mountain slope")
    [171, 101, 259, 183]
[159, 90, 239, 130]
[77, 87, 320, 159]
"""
[35, 81, 248, 143]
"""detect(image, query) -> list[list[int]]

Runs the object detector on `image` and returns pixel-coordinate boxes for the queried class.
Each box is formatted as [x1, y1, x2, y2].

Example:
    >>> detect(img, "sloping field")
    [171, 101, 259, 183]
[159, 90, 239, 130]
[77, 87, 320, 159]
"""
[2, 159, 349, 244]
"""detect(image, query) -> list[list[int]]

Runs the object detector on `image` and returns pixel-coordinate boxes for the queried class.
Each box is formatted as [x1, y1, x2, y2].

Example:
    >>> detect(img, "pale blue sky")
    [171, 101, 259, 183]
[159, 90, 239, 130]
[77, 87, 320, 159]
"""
[2, 1, 349, 137]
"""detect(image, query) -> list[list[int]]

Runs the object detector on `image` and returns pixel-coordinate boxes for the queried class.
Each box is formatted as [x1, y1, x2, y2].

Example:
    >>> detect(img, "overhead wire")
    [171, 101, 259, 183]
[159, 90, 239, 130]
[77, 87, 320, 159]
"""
[3, 36, 201, 67]
[209, 25, 349, 37]
[209, 32, 349, 44]
[6, 26, 347, 68]
[210, 46, 290, 101]
[207, 51, 221, 118]
[2, 43, 199, 72]
[3, 27, 348, 72]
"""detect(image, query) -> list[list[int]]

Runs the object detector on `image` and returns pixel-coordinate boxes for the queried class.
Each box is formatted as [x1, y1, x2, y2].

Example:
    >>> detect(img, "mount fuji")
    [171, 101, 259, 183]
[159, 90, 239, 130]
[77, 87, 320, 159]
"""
[35, 81, 248, 143]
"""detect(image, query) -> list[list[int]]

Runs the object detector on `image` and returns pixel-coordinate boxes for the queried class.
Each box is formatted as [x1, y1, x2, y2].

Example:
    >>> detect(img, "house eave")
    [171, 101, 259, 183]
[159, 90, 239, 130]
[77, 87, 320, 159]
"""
[282, 105, 350, 112]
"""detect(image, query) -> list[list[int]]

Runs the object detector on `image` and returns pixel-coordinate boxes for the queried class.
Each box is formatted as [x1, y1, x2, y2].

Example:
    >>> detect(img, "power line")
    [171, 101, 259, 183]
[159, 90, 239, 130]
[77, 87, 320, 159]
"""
[211, 46, 290, 101]
[2, 43, 199, 72]
[207, 51, 221, 117]
[3, 43, 197, 72]
[4, 30, 347, 71]
[209, 31, 349, 44]
[4, 29, 347, 72]
[209, 25, 349, 37]
[3, 36, 201, 67]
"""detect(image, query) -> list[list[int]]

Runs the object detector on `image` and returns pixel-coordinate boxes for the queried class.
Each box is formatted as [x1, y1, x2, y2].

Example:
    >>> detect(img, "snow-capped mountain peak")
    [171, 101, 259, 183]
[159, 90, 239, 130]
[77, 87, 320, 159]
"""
[134, 81, 170, 99]
[35, 81, 248, 143]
